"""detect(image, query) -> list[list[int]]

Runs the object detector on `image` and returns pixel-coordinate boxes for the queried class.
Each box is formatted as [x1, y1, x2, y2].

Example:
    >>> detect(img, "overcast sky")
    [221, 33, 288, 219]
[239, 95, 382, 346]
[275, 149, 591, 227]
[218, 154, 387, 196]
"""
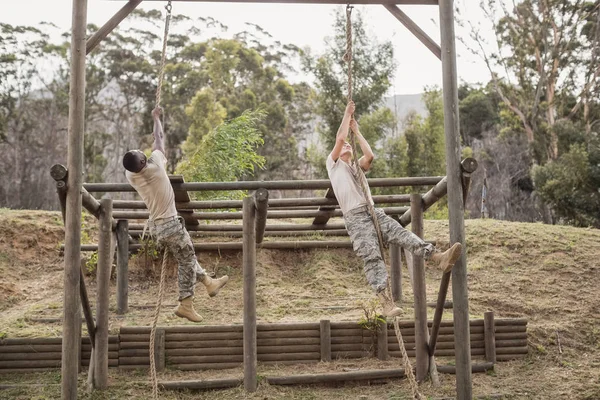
[2, 0, 492, 95]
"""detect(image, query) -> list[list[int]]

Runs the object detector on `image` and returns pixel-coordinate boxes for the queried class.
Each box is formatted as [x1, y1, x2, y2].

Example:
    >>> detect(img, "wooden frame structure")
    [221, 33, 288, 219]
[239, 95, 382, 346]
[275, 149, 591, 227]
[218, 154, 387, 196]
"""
[62, 0, 469, 398]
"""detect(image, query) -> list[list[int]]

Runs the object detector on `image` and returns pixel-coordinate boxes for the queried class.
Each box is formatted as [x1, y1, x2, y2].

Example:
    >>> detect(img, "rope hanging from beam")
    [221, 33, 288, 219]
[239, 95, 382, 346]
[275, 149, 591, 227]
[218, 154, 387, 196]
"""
[343, 6, 423, 399]
[150, 2, 172, 399]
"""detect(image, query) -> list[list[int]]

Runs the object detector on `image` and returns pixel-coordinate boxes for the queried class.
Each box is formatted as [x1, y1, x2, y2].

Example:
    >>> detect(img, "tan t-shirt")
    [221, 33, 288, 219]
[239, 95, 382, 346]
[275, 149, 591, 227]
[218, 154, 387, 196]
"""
[326, 154, 373, 215]
[126, 150, 178, 221]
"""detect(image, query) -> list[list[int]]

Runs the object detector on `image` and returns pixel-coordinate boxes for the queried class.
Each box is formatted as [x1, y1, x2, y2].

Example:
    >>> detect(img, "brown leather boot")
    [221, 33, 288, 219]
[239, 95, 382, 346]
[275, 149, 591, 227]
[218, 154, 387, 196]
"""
[430, 242, 462, 273]
[174, 296, 203, 322]
[377, 291, 403, 318]
[200, 275, 229, 297]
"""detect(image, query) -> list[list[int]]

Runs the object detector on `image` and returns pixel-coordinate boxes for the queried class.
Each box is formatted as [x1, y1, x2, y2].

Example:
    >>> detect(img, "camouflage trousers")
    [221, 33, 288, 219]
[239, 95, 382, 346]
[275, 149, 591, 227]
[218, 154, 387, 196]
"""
[345, 206, 434, 293]
[150, 217, 206, 301]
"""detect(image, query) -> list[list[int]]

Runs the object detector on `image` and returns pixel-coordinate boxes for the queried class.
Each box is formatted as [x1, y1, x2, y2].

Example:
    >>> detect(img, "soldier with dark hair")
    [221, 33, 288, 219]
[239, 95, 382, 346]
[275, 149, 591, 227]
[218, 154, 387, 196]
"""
[123, 107, 228, 322]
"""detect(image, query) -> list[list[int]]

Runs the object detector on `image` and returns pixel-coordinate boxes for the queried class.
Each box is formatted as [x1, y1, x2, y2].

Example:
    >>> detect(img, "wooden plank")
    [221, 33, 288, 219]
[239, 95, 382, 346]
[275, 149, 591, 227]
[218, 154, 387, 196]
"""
[265, 368, 407, 386]
[243, 196, 257, 392]
[155, 329, 166, 372]
[311, 188, 337, 225]
[159, 378, 243, 391]
[390, 244, 402, 302]
[377, 319, 388, 361]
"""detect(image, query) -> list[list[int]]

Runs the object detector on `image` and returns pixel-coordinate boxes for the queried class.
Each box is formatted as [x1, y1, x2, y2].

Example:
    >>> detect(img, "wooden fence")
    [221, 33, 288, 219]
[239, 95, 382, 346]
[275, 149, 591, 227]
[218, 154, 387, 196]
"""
[0, 317, 527, 374]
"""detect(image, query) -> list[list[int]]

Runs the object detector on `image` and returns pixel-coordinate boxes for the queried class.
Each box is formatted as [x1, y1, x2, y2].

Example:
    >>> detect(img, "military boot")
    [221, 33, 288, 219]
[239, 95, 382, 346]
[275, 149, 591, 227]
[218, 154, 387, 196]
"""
[430, 242, 462, 273]
[377, 291, 403, 318]
[174, 296, 203, 322]
[200, 275, 229, 297]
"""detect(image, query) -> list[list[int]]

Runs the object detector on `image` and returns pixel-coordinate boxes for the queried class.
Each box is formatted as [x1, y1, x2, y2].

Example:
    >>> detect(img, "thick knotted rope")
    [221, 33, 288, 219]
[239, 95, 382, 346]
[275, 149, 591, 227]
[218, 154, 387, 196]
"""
[149, 3, 172, 399]
[344, 6, 423, 400]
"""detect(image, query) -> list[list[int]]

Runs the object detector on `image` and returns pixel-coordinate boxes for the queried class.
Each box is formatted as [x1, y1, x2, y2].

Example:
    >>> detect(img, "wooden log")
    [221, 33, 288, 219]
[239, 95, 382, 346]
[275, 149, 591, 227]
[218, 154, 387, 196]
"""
[265, 368, 407, 386]
[63, 0, 87, 396]
[495, 326, 527, 333]
[81, 351, 118, 359]
[390, 244, 402, 302]
[460, 158, 478, 207]
[428, 301, 453, 309]
[320, 320, 331, 362]
[437, 362, 493, 374]
[384, 4, 441, 60]
[495, 347, 528, 355]
[83, 177, 443, 193]
[0, 368, 57, 374]
[495, 340, 527, 348]
[440, 0, 472, 397]
[159, 378, 243, 391]
[243, 196, 257, 392]
[154, 329, 165, 372]
[0, 360, 62, 369]
[390, 348, 485, 358]
[258, 353, 320, 362]
[142, 0, 438, 4]
[79, 267, 96, 348]
[111, 207, 409, 221]
[118, 349, 150, 357]
[122, 325, 243, 334]
[331, 336, 367, 345]
[1, 337, 63, 345]
[411, 195, 429, 382]
[118, 357, 150, 365]
[118, 342, 151, 349]
[484, 311, 496, 363]
[94, 198, 112, 389]
[0, 352, 63, 361]
[389, 341, 485, 351]
[86, 0, 143, 54]
[258, 323, 321, 331]
[116, 220, 129, 314]
[494, 318, 528, 326]
[254, 188, 269, 244]
[331, 351, 370, 359]
[169, 363, 242, 371]
[112, 194, 411, 210]
[495, 332, 527, 340]
[399, 177, 448, 226]
[166, 348, 241, 357]
[377, 319, 388, 361]
[331, 343, 369, 352]
[495, 354, 527, 361]
[168, 355, 244, 364]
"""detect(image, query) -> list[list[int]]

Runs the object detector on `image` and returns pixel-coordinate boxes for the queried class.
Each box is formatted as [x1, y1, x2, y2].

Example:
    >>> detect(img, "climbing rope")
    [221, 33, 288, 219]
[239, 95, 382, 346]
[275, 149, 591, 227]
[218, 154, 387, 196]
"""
[149, 250, 169, 399]
[155, 0, 172, 109]
[149, 3, 173, 399]
[344, 7, 423, 400]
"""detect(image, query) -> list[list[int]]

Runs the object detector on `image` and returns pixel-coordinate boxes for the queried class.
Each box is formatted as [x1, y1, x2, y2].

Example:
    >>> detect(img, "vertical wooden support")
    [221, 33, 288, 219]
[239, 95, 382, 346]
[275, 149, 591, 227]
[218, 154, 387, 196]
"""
[377, 319, 388, 361]
[254, 188, 269, 244]
[320, 320, 331, 362]
[390, 244, 402, 303]
[63, 0, 87, 398]
[116, 220, 129, 314]
[154, 329, 166, 372]
[410, 193, 429, 382]
[243, 197, 257, 392]
[484, 311, 496, 363]
[94, 199, 112, 389]
[439, 0, 472, 397]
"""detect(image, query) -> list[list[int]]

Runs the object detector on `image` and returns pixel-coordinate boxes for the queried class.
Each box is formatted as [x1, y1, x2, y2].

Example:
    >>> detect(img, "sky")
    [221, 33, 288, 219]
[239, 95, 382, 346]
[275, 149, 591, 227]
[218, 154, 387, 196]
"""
[2, 0, 492, 95]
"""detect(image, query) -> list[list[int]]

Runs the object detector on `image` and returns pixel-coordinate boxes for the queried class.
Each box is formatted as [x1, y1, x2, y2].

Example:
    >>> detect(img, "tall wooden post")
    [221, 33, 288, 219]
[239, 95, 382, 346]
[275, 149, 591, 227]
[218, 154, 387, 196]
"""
[439, 0, 472, 397]
[243, 197, 257, 392]
[62, 0, 87, 398]
[390, 244, 402, 302]
[320, 320, 331, 362]
[410, 194, 429, 381]
[484, 311, 496, 363]
[116, 220, 129, 314]
[94, 199, 112, 389]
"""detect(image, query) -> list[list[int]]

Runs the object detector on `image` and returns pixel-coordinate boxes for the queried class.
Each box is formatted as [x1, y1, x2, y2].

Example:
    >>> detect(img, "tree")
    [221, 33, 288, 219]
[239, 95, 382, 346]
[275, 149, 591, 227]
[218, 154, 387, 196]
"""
[176, 109, 266, 200]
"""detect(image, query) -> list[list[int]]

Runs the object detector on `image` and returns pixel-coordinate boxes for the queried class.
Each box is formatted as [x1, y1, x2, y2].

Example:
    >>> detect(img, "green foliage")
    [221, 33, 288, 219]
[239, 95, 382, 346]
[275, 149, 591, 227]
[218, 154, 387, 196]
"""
[177, 109, 266, 200]
[533, 142, 600, 227]
[85, 252, 98, 276]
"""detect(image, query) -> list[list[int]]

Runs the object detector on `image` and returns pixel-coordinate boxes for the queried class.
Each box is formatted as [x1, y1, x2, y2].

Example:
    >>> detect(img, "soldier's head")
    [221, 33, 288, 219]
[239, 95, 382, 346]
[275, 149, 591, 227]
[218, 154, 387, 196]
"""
[122, 150, 147, 173]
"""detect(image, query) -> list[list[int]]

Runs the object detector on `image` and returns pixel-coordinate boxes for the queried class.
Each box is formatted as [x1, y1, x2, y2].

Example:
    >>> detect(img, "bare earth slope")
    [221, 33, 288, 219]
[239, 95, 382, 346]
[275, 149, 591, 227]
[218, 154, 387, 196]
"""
[0, 209, 598, 399]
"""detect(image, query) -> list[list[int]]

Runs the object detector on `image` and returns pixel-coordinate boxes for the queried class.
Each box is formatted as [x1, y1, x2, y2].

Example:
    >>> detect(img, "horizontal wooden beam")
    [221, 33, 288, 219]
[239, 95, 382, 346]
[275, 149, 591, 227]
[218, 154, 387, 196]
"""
[84, 177, 443, 192]
[384, 4, 441, 60]
[87, 0, 143, 55]
[135, 0, 438, 4]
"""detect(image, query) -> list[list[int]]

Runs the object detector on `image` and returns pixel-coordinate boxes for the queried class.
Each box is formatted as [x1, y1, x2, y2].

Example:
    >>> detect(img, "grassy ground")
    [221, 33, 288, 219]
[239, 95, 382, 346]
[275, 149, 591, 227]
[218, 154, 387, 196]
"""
[0, 209, 599, 399]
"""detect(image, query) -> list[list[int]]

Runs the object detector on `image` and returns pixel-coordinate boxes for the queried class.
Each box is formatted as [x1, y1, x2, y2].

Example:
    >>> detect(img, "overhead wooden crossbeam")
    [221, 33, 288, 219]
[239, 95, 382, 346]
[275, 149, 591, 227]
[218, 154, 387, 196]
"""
[87, 0, 143, 55]
[169, 175, 199, 226]
[138, 0, 438, 4]
[384, 4, 441, 60]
